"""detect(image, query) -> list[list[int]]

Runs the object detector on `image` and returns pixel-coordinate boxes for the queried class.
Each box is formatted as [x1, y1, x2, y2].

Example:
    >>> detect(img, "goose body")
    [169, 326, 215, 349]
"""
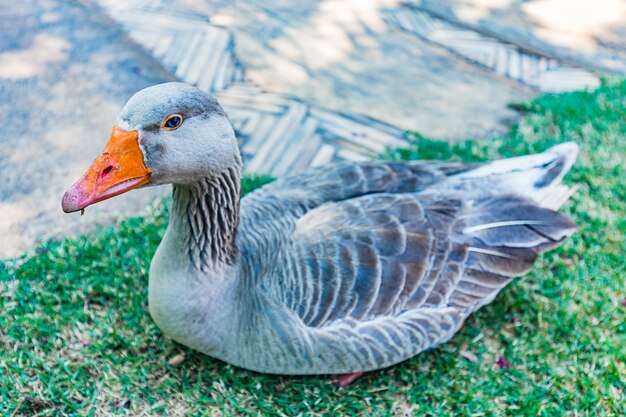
[63, 83, 577, 376]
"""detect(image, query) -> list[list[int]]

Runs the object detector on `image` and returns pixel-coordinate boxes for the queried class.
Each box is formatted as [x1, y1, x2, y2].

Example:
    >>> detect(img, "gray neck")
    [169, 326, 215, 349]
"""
[170, 166, 241, 271]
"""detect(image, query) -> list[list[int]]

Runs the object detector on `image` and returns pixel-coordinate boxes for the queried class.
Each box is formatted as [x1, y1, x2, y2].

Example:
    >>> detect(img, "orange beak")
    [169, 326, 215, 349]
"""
[62, 126, 152, 213]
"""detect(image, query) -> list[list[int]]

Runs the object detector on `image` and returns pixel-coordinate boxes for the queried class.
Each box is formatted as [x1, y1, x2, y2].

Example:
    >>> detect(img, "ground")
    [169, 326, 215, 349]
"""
[1, 79, 624, 416]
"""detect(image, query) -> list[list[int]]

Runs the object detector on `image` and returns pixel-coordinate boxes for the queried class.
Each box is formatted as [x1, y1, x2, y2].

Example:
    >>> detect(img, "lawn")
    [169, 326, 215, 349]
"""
[1, 78, 625, 416]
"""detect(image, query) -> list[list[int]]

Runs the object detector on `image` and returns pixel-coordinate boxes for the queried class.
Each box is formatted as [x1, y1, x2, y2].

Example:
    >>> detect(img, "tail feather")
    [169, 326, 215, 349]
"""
[450, 142, 579, 209]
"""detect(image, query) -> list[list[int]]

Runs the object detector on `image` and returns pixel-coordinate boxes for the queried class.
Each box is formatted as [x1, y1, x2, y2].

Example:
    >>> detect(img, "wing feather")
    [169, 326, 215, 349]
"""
[286, 193, 461, 327]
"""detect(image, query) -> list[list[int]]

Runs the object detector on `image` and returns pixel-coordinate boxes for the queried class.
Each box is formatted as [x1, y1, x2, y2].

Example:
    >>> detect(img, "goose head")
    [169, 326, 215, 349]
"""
[62, 82, 239, 213]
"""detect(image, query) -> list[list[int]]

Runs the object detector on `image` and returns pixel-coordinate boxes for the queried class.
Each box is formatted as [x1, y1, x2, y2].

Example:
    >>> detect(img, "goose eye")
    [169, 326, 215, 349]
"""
[162, 114, 183, 130]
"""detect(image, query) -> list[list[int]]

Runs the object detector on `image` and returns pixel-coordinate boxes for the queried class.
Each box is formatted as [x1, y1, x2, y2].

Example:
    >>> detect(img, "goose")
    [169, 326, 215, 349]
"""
[62, 82, 577, 386]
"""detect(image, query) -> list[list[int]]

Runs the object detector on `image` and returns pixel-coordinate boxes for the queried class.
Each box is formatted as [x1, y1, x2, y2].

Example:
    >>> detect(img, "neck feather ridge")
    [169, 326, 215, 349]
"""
[172, 167, 241, 271]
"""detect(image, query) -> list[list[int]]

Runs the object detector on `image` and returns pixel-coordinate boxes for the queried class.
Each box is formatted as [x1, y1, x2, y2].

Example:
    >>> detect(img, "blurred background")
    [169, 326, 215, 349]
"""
[1, 0, 624, 259]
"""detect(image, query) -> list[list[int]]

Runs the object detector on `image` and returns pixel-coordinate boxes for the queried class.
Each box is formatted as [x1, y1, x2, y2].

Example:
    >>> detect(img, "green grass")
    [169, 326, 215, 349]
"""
[1, 78, 625, 416]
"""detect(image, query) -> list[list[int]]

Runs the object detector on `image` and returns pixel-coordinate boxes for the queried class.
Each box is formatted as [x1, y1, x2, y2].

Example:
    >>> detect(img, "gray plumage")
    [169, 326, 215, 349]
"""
[112, 83, 578, 375]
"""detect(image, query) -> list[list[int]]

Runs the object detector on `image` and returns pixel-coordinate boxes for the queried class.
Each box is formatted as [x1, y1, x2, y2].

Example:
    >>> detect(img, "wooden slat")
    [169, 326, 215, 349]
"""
[271, 117, 319, 176]
[310, 144, 336, 167]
